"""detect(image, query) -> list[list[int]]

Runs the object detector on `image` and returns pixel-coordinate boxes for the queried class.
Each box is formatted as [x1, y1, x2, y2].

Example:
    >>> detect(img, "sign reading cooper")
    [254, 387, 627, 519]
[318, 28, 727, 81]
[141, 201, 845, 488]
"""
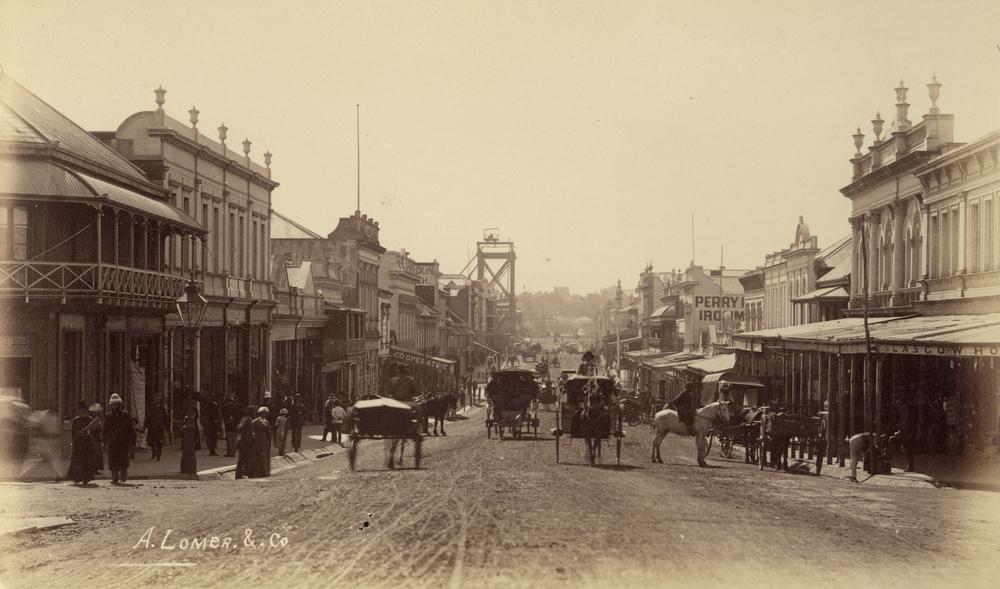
[693, 295, 745, 322]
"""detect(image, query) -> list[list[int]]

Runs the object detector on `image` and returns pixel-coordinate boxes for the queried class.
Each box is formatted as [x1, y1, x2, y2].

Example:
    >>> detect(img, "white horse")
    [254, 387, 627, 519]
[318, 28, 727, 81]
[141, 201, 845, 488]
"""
[651, 401, 732, 467]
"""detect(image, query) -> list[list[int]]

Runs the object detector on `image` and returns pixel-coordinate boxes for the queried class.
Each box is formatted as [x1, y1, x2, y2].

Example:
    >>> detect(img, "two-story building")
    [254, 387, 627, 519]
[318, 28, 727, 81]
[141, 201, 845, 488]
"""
[0, 75, 202, 422]
[99, 86, 277, 408]
[732, 78, 1000, 462]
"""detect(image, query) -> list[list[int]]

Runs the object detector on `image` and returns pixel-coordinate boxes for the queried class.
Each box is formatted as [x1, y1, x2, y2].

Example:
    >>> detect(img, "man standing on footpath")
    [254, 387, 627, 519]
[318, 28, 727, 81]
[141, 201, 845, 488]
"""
[104, 394, 135, 485]
[322, 393, 336, 442]
[289, 394, 305, 453]
[222, 395, 240, 457]
[201, 394, 222, 456]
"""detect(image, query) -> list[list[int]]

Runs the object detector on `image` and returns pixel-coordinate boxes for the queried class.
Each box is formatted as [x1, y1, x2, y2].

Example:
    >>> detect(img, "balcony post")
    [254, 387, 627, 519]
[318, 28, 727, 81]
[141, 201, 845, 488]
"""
[113, 209, 120, 267]
[95, 205, 103, 298]
[129, 212, 135, 268]
[141, 218, 148, 271]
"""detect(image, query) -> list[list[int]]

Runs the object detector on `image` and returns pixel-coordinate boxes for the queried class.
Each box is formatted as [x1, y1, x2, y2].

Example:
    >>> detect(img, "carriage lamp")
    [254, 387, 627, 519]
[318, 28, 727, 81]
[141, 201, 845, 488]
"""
[175, 279, 207, 475]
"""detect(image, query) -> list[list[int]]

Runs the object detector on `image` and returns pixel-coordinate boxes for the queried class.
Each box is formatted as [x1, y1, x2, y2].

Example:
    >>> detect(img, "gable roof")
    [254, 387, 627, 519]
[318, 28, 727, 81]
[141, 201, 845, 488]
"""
[271, 210, 323, 239]
[0, 74, 153, 185]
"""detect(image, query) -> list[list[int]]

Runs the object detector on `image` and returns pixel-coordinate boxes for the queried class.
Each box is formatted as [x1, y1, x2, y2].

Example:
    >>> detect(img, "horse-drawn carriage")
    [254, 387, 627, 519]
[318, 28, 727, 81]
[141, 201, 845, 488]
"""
[485, 368, 540, 439]
[757, 409, 827, 475]
[701, 373, 767, 462]
[552, 375, 624, 465]
[345, 397, 423, 470]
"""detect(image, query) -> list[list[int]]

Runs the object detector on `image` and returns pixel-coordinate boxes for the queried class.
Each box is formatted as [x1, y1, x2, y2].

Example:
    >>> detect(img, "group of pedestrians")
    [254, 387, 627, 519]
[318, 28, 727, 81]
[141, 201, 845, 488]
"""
[67, 394, 136, 486]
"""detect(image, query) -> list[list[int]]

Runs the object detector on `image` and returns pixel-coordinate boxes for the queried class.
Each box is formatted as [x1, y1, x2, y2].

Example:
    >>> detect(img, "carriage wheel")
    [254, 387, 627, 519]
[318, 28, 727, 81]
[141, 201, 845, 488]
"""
[347, 438, 358, 471]
[616, 436, 622, 466]
[413, 438, 423, 470]
[705, 432, 714, 454]
[720, 436, 734, 459]
[555, 434, 561, 463]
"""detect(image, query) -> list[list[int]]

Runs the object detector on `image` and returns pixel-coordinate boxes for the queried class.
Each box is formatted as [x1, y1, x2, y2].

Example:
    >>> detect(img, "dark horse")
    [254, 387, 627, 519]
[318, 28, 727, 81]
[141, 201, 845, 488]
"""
[416, 393, 456, 436]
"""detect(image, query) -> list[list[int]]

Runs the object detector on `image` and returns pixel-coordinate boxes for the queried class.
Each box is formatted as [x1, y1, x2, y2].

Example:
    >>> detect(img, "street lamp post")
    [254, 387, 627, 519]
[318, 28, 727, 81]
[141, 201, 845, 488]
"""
[176, 279, 208, 475]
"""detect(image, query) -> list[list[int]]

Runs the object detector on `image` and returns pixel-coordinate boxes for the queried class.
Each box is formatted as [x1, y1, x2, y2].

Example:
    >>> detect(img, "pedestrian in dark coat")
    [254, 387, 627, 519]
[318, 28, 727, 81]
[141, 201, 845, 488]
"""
[104, 394, 135, 484]
[289, 394, 305, 452]
[202, 394, 222, 456]
[249, 407, 273, 478]
[67, 401, 99, 485]
[90, 401, 105, 472]
[222, 395, 240, 457]
[234, 407, 255, 479]
[145, 397, 167, 461]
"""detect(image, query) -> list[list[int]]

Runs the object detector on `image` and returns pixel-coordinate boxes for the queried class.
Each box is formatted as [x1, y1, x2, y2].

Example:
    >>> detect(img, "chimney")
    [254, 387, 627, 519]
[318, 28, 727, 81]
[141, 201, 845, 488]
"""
[218, 123, 228, 153]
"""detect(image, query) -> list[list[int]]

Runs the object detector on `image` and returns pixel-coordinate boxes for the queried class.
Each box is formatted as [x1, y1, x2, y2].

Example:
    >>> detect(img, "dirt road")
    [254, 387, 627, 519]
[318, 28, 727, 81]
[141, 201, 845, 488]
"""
[1, 404, 998, 589]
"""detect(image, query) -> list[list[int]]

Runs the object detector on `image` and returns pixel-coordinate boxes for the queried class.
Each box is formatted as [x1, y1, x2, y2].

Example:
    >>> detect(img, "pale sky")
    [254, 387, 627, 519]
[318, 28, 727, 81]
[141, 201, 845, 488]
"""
[2, 1, 999, 294]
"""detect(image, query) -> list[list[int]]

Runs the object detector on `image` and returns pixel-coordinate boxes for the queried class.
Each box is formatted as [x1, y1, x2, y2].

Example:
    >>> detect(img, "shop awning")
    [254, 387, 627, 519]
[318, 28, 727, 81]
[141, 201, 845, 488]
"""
[1, 159, 203, 232]
[684, 354, 736, 375]
[473, 341, 501, 356]
[790, 285, 850, 303]
[735, 313, 1000, 357]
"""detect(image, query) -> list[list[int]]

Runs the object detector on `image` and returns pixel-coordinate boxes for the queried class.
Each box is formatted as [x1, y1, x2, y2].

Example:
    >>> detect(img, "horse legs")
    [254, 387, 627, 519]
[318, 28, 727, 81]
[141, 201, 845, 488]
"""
[695, 433, 707, 467]
[438, 414, 447, 436]
[651, 431, 666, 463]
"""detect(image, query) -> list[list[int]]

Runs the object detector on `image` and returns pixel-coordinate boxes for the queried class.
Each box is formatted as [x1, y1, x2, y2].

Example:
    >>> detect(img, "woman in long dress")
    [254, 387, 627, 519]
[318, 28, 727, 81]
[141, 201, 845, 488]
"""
[249, 407, 272, 478]
[104, 394, 135, 484]
[67, 401, 99, 485]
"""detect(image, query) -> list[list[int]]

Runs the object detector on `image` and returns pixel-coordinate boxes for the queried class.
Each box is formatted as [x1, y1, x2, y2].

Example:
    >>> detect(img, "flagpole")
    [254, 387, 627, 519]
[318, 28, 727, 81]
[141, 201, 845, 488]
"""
[356, 104, 361, 212]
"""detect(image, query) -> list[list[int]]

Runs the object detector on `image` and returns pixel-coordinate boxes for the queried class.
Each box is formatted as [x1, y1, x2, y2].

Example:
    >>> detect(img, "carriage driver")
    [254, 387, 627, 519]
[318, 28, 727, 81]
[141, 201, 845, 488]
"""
[387, 364, 419, 403]
[668, 382, 697, 433]
[577, 350, 599, 376]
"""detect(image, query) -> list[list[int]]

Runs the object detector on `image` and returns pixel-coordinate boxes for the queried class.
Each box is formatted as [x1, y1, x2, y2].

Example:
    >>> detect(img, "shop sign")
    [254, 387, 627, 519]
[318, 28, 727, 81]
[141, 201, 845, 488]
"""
[692, 295, 745, 322]
[876, 342, 1000, 357]
[389, 347, 450, 371]
[0, 335, 33, 357]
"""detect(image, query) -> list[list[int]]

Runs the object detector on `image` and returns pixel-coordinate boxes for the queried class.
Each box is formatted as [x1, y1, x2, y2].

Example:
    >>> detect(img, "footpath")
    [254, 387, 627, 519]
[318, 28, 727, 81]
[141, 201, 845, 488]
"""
[1, 403, 484, 484]
[755, 450, 1000, 491]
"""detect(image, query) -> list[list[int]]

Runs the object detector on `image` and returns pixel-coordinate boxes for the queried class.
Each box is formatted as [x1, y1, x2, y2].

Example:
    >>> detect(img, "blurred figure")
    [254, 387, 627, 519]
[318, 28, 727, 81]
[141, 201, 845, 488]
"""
[330, 400, 346, 446]
[222, 395, 240, 457]
[234, 406, 255, 479]
[18, 409, 64, 479]
[322, 394, 336, 442]
[289, 394, 305, 453]
[145, 397, 167, 461]
[202, 394, 222, 456]
[249, 406, 272, 478]
[274, 408, 289, 456]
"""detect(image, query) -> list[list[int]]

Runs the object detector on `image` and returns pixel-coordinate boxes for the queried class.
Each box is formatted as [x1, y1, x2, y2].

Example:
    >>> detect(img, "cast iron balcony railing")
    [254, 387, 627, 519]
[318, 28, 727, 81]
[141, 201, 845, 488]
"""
[0, 261, 186, 306]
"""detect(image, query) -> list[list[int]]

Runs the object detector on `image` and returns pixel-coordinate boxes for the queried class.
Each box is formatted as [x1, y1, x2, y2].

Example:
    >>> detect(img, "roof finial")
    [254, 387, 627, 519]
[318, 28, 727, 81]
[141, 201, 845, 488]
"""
[927, 74, 942, 114]
[188, 106, 199, 128]
[894, 80, 910, 130]
[264, 151, 272, 167]
[852, 125, 865, 157]
[218, 123, 228, 145]
[871, 111, 884, 141]
[154, 85, 166, 111]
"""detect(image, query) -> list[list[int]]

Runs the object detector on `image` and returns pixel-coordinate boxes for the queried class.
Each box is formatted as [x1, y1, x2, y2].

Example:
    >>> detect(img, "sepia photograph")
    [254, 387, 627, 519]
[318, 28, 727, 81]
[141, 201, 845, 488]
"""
[0, 1, 999, 587]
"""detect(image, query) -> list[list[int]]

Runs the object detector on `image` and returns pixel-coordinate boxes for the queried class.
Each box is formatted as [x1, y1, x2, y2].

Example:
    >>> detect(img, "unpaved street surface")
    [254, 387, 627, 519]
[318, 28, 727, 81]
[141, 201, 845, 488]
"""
[1, 406, 999, 589]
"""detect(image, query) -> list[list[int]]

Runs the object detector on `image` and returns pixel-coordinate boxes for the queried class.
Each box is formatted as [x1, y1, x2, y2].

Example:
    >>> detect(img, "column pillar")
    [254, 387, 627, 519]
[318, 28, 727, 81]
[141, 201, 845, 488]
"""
[919, 203, 930, 280]
[850, 355, 858, 436]
[95, 206, 103, 296]
[891, 201, 907, 305]
[838, 353, 846, 466]
[957, 192, 968, 275]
